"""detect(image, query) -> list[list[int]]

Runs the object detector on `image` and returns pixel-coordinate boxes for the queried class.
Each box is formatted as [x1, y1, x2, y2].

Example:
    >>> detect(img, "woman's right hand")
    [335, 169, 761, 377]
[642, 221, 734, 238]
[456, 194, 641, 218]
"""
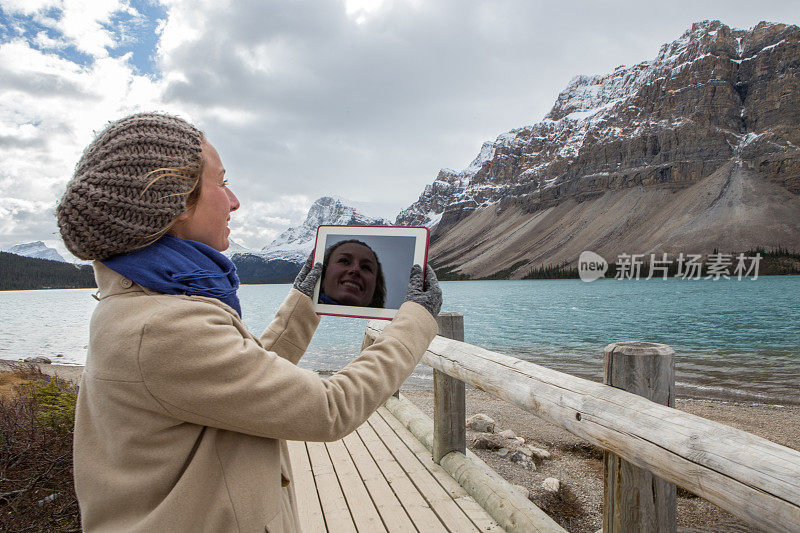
[293, 253, 323, 298]
[404, 264, 442, 318]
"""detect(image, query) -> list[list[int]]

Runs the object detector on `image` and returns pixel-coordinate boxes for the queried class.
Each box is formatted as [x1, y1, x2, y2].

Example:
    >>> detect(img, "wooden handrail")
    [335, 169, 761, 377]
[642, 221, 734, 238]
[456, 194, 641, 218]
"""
[365, 320, 800, 533]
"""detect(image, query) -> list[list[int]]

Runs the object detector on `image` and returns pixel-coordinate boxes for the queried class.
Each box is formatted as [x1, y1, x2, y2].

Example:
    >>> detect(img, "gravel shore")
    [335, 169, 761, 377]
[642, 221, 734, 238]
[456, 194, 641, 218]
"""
[402, 388, 800, 533]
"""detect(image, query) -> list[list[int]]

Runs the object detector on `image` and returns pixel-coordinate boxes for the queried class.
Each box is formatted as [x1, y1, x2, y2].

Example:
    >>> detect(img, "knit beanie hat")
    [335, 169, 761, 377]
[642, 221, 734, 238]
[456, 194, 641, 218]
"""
[56, 113, 203, 261]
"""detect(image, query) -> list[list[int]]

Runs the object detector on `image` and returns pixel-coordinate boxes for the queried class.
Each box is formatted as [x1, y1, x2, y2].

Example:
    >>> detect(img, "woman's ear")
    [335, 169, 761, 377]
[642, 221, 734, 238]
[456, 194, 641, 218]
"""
[169, 209, 193, 239]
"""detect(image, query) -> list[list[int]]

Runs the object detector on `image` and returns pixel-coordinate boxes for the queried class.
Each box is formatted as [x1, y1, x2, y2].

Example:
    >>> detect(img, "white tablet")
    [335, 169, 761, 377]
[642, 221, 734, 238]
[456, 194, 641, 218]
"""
[312, 225, 430, 319]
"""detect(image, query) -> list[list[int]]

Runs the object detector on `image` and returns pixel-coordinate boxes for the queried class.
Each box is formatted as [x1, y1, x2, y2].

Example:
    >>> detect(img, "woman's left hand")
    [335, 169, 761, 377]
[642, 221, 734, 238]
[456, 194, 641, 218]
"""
[293, 253, 323, 298]
[404, 264, 442, 318]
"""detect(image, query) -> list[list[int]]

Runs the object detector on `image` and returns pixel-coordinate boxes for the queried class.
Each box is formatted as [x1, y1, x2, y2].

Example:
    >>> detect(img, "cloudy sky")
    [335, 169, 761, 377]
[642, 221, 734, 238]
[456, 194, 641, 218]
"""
[1, 0, 798, 258]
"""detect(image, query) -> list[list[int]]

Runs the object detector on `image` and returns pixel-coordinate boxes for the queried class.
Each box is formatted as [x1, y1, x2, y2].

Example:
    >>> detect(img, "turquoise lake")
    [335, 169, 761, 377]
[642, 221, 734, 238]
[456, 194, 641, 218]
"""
[1, 276, 798, 404]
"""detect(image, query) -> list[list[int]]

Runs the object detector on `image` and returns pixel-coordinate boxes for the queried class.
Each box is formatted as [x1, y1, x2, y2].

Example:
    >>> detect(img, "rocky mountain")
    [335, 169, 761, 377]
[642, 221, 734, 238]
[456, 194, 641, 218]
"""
[6, 241, 66, 263]
[261, 196, 389, 263]
[399, 20, 800, 278]
[395, 142, 495, 228]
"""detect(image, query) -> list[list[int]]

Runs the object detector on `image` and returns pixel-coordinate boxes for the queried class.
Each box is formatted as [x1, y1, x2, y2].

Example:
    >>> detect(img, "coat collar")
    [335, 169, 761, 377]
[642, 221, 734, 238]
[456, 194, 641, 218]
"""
[93, 261, 151, 299]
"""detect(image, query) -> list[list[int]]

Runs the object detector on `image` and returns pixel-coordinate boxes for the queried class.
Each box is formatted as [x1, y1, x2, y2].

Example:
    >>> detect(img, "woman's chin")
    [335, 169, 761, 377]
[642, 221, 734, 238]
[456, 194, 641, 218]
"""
[213, 235, 229, 252]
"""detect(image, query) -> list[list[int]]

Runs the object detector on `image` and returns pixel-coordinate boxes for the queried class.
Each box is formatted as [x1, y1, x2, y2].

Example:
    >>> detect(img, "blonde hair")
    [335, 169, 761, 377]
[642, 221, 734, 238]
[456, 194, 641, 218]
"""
[133, 157, 205, 247]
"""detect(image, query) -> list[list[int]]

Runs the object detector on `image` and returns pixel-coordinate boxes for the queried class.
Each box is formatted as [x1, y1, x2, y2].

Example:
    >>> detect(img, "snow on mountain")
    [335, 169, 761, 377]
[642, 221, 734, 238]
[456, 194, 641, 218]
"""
[395, 168, 470, 227]
[6, 241, 67, 262]
[397, 20, 800, 230]
[397, 141, 498, 227]
[403, 20, 800, 280]
[222, 239, 256, 258]
[261, 197, 390, 263]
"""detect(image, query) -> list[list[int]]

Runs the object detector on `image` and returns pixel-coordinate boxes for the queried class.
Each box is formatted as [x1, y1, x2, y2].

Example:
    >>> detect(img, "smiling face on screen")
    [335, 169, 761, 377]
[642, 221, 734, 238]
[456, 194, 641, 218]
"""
[321, 242, 379, 306]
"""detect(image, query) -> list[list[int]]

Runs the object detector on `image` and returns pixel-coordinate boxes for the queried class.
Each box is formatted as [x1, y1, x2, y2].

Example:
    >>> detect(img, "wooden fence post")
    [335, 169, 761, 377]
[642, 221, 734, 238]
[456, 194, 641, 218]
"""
[433, 312, 466, 464]
[603, 341, 677, 533]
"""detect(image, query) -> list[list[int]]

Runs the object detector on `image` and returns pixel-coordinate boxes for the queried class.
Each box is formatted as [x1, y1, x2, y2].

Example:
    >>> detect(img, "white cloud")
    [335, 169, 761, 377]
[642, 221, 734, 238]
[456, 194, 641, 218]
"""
[1, 0, 59, 14]
[4, 1, 141, 59]
[345, 0, 387, 24]
[156, 0, 205, 59]
[228, 195, 312, 249]
[56, 0, 136, 59]
[32, 30, 67, 50]
[0, 197, 57, 246]
[0, 35, 167, 249]
[2, 0, 800, 253]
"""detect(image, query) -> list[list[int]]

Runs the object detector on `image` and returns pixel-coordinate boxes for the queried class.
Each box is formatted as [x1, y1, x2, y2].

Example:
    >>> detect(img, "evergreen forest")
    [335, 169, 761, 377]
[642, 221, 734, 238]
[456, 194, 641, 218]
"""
[0, 253, 96, 290]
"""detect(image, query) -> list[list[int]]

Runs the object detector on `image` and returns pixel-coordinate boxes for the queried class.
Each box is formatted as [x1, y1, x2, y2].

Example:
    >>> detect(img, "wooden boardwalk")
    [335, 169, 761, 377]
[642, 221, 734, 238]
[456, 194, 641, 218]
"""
[288, 406, 505, 532]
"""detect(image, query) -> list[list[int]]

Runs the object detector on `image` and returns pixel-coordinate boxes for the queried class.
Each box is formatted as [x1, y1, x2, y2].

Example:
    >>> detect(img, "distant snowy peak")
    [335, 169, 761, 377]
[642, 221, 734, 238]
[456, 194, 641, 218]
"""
[222, 239, 255, 258]
[262, 197, 389, 262]
[395, 141, 499, 227]
[6, 241, 66, 262]
[304, 196, 389, 228]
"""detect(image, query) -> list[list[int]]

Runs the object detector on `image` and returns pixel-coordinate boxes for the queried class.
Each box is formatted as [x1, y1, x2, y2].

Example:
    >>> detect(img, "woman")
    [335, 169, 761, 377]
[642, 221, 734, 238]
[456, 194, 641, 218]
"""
[57, 113, 442, 532]
[319, 239, 386, 307]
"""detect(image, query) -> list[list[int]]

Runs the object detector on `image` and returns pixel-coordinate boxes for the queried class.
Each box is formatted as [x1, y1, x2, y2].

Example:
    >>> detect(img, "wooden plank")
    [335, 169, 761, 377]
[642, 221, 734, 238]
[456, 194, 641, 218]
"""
[378, 406, 506, 533]
[325, 439, 387, 532]
[365, 322, 800, 533]
[376, 406, 505, 532]
[357, 419, 448, 532]
[383, 395, 564, 533]
[371, 408, 480, 532]
[306, 440, 357, 532]
[341, 431, 417, 533]
[380, 409, 470, 500]
[436, 312, 465, 341]
[287, 440, 326, 533]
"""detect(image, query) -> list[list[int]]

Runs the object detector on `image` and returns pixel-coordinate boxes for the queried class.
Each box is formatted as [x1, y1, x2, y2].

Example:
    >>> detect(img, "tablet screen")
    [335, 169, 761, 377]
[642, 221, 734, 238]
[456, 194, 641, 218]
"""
[312, 225, 430, 319]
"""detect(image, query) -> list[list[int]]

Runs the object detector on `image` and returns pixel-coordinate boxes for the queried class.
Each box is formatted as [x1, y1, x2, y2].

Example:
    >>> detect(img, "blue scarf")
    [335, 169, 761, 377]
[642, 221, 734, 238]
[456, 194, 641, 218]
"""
[102, 234, 242, 317]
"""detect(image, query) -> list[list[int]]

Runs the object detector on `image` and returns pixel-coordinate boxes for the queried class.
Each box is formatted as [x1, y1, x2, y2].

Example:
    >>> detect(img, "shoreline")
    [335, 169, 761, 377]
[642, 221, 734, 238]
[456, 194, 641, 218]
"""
[0, 361, 85, 383]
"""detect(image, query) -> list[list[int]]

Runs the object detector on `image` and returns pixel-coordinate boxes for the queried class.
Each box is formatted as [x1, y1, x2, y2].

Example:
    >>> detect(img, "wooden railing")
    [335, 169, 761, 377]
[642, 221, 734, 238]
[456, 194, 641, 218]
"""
[364, 313, 800, 533]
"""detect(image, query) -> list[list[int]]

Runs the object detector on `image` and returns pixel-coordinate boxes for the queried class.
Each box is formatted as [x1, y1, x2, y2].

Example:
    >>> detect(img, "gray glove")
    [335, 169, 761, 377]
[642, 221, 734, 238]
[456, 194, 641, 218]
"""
[293, 253, 323, 298]
[404, 264, 442, 318]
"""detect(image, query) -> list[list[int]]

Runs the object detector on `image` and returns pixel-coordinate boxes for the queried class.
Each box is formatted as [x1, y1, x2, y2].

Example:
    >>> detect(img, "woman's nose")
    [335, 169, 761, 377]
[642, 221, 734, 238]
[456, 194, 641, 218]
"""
[228, 188, 240, 212]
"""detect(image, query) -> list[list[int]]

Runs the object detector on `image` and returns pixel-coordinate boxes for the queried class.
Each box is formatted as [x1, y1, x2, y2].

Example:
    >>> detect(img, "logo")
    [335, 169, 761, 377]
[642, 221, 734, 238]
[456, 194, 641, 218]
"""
[578, 251, 608, 282]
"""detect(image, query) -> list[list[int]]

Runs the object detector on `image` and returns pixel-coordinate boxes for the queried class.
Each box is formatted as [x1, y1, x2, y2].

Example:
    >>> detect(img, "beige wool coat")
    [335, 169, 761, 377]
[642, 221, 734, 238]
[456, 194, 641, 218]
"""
[73, 263, 438, 532]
